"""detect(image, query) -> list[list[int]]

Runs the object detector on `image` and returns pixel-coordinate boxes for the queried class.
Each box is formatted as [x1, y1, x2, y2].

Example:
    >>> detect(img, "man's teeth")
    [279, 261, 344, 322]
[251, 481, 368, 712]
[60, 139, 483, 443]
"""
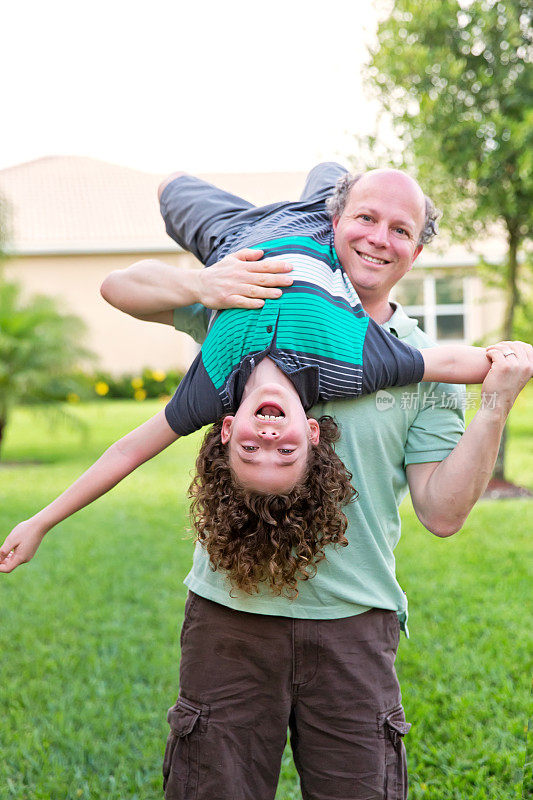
[359, 252, 388, 264]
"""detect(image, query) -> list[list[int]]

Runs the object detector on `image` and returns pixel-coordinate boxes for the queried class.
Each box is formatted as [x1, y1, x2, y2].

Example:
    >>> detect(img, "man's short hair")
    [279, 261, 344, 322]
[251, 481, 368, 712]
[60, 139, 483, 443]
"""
[325, 172, 440, 246]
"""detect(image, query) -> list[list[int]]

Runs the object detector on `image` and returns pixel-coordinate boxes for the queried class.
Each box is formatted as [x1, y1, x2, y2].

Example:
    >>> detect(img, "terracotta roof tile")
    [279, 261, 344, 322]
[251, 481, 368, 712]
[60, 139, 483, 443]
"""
[0, 156, 307, 255]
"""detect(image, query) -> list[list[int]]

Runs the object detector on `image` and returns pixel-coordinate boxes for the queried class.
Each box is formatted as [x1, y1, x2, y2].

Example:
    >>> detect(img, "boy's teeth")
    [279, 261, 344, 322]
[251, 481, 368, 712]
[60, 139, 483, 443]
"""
[256, 413, 280, 420]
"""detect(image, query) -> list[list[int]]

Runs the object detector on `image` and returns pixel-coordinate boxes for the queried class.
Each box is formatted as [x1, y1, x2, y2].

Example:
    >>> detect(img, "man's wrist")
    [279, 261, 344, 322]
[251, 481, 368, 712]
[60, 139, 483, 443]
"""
[476, 400, 509, 428]
[191, 269, 206, 306]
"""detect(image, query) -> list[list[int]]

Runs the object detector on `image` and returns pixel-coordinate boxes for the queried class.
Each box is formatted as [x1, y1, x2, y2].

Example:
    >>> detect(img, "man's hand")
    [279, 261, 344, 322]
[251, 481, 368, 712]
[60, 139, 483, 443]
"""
[197, 249, 293, 309]
[483, 341, 533, 417]
[0, 519, 47, 573]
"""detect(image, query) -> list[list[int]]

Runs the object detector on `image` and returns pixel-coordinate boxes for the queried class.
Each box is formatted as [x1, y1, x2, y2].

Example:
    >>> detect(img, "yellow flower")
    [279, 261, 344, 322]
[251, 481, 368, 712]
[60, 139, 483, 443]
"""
[94, 381, 109, 396]
[151, 369, 166, 382]
[67, 392, 80, 403]
[131, 377, 144, 389]
[134, 389, 147, 401]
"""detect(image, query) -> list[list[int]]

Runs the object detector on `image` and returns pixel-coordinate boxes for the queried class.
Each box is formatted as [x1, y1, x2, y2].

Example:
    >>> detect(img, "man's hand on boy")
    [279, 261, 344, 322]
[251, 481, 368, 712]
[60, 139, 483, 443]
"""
[196, 249, 293, 310]
[0, 519, 46, 573]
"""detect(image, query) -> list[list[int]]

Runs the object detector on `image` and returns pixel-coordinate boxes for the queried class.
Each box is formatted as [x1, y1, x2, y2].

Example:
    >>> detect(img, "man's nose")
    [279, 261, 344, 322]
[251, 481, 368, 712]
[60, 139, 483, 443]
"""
[367, 222, 389, 247]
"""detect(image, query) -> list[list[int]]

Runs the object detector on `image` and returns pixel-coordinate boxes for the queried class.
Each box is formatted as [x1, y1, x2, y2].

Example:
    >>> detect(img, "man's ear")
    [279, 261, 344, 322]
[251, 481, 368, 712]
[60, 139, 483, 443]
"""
[307, 418, 320, 446]
[220, 416, 234, 444]
[411, 244, 423, 265]
[332, 215, 339, 232]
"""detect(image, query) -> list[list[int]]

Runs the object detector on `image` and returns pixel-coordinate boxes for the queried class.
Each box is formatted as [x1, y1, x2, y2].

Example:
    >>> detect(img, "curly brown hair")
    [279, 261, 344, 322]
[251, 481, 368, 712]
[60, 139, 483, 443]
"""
[189, 415, 356, 598]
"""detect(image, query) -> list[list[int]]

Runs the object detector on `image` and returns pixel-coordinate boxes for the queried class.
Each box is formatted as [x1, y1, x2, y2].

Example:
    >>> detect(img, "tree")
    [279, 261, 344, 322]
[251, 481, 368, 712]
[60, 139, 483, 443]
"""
[362, 0, 532, 480]
[0, 196, 92, 459]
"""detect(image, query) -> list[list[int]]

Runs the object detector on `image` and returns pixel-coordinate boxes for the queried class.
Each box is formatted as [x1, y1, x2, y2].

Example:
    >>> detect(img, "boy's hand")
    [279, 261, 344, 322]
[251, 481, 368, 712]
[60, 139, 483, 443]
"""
[0, 519, 46, 573]
[197, 249, 293, 309]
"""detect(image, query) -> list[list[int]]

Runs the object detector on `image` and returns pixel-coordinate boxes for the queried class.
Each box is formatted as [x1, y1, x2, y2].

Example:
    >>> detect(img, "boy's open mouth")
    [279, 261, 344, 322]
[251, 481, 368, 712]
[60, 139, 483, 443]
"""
[255, 402, 285, 420]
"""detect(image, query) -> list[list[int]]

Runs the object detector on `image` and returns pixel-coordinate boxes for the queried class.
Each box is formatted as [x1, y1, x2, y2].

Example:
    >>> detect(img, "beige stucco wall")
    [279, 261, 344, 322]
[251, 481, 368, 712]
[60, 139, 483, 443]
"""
[5, 251, 202, 374]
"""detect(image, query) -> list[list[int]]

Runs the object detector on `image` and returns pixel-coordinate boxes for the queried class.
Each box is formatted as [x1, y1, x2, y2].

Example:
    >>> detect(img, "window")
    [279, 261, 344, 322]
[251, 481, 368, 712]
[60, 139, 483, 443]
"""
[392, 275, 468, 342]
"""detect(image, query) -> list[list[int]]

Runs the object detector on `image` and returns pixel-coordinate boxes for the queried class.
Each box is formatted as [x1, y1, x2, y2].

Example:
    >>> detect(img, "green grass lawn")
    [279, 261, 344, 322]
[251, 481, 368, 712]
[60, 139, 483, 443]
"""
[0, 390, 531, 800]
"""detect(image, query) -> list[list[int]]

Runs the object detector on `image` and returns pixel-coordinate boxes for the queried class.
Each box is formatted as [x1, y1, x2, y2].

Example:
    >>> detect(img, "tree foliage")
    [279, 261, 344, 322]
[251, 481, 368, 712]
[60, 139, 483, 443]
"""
[365, 0, 532, 319]
[0, 281, 93, 458]
[363, 0, 532, 479]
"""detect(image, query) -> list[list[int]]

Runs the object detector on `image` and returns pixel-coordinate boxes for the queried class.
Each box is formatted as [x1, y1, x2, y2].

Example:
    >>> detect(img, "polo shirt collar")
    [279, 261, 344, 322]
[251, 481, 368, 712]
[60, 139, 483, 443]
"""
[381, 301, 418, 339]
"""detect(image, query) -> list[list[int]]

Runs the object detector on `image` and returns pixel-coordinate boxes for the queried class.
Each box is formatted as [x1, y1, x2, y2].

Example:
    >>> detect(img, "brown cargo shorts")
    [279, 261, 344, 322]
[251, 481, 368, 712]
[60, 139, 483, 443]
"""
[162, 592, 411, 800]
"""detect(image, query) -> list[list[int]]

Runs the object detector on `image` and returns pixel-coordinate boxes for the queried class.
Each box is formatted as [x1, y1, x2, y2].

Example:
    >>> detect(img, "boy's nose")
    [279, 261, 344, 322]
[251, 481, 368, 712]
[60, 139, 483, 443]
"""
[259, 428, 279, 439]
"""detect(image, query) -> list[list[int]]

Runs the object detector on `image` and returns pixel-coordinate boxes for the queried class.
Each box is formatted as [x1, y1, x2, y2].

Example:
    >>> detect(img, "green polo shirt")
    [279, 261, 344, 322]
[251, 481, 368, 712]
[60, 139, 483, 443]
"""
[173, 302, 465, 633]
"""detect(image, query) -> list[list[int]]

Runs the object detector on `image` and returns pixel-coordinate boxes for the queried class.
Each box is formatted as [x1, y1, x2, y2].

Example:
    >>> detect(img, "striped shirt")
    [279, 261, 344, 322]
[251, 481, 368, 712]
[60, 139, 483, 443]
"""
[164, 207, 424, 437]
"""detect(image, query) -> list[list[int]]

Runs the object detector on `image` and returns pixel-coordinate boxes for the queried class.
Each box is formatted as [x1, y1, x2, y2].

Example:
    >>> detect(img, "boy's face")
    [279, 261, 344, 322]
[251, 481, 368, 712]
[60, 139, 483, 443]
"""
[221, 381, 320, 494]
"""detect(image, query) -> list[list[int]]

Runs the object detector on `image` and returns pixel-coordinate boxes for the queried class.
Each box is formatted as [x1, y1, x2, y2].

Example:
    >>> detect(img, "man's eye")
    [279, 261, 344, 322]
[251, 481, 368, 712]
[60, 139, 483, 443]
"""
[394, 227, 409, 236]
[242, 445, 258, 452]
[359, 214, 372, 222]
[278, 448, 295, 455]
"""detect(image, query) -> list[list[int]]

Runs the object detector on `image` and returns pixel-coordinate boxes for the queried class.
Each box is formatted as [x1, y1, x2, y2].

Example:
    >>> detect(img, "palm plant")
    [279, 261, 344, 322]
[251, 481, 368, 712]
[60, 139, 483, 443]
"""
[0, 280, 93, 459]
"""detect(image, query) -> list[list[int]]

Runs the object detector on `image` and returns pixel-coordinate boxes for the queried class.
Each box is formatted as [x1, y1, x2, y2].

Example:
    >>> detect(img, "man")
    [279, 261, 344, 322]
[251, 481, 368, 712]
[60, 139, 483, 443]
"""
[101, 163, 532, 799]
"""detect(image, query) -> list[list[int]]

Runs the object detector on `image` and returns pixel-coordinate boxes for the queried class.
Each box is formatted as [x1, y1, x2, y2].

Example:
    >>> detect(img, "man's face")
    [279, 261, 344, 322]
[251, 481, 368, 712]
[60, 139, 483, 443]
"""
[332, 171, 425, 302]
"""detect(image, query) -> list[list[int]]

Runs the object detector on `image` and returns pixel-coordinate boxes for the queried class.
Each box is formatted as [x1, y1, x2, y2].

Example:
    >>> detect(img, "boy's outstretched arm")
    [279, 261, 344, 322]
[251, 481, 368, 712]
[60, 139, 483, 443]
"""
[420, 344, 492, 384]
[100, 250, 294, 324]
[0, 411, 179, 573]
[421, 340, 533, 384]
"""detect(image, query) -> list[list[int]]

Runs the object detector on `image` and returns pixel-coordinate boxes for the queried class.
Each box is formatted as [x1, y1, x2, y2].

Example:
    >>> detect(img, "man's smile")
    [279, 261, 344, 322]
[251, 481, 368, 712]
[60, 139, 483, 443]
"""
[355, 250, 391, 266]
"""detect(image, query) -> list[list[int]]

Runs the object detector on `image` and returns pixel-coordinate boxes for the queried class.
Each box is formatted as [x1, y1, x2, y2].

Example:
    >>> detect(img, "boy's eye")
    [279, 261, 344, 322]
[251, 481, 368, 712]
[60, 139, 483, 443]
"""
[242, 445, 258, 452]
[278, 448, 295, 455]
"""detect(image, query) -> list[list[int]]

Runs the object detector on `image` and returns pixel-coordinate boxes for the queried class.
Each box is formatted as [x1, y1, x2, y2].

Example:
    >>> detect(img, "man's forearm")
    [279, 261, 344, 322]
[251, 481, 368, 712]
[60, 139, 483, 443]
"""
[409, 340, 532, 536]
[100, 251, 294, 322]
[410, 406, 506, 536]
[101, 259, 201, 318]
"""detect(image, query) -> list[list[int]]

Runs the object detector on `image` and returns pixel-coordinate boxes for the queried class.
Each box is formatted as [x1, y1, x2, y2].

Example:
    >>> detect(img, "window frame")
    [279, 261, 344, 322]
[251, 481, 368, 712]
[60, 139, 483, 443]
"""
[392, 274, 470, 343]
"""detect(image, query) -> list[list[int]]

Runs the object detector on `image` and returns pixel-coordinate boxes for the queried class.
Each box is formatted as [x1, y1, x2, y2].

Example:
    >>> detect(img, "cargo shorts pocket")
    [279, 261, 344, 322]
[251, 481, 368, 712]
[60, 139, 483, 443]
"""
[162, 696, 208, 800]
[377, 704, 411, 800]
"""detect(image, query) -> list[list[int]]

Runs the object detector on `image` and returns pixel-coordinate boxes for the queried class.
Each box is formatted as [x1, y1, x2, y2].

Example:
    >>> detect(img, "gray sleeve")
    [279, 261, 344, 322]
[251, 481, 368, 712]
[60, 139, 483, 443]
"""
[299, 162, 350, 201]
[362, 319, 425, 394]
[165, 352, 223, 436]
[173, 304, 210, 345]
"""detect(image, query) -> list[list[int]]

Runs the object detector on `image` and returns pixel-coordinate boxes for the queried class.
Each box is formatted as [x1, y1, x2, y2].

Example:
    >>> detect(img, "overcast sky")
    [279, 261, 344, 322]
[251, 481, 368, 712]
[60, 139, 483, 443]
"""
[2, 0, 384, 174]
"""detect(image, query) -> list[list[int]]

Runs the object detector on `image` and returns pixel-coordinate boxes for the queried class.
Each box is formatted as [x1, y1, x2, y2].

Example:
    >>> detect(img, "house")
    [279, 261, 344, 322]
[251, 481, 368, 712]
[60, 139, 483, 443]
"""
[0, 156, 506, 375]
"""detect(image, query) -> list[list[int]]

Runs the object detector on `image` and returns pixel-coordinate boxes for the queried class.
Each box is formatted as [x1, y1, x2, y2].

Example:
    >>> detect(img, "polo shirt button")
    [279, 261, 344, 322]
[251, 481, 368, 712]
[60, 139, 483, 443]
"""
[267, 325, 273, 333]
